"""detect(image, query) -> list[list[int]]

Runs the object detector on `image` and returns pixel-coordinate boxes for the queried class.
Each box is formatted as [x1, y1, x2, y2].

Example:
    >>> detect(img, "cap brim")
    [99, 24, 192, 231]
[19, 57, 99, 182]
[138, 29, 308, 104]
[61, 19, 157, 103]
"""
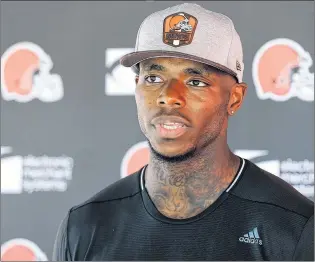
[120, 50, 237, 80]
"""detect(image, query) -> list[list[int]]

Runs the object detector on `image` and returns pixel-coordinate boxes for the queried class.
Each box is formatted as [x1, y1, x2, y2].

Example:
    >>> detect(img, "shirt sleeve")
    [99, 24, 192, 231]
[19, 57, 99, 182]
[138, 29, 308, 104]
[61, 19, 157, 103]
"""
[52, 212, 72, 261]
[293, 214, 314, 261]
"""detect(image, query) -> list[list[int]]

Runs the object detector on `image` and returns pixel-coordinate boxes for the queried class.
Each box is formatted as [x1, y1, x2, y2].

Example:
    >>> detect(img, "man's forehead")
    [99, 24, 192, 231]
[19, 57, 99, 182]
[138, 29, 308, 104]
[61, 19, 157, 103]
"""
[141, 57, 202, 68]
[140, 57, 222, 74]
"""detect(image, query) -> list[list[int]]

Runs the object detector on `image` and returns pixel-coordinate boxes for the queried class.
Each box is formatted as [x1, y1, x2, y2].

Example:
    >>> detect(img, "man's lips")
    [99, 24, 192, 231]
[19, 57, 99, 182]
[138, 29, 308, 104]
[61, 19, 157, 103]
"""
[151, 115, 191, 127]
[151, 116, 191, 139]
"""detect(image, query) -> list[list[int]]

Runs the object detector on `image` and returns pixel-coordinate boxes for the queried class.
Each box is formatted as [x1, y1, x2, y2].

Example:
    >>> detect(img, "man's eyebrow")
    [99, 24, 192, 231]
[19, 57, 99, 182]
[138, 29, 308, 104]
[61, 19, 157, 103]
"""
[183, 68, 205, 76]
[143, 63, 166, 72]
[184, 64, 227, 76]
[202, 64, 226, 76]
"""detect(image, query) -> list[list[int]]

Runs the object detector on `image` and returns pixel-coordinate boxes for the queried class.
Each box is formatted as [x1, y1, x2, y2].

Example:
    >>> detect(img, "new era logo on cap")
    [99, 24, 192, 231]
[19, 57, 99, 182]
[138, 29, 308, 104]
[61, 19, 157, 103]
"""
[236, 60, 242, 71]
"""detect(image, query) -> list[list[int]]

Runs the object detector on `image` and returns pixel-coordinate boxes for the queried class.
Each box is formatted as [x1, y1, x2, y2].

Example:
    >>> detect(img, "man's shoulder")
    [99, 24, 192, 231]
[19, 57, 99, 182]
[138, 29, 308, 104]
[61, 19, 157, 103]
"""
[70, 167, 143, 214]
[55, 168, 144, 259]
[231, 159, 314, 218]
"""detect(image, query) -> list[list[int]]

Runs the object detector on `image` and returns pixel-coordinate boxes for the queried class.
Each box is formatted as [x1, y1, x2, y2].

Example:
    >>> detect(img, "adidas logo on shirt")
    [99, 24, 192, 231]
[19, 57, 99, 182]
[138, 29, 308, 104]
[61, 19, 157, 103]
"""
[239, 227, 263, 245]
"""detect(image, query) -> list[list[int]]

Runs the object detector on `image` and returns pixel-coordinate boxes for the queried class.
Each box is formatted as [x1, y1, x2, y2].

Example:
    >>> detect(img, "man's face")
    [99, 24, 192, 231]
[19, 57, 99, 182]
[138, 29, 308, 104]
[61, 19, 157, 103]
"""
[135, 57, 241, 159]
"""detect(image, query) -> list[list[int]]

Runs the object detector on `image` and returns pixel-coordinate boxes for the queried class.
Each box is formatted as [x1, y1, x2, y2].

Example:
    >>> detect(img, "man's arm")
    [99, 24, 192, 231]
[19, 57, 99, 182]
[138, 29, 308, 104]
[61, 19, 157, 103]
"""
[52, 212, 72, 261]
[293, 214, 314, 261]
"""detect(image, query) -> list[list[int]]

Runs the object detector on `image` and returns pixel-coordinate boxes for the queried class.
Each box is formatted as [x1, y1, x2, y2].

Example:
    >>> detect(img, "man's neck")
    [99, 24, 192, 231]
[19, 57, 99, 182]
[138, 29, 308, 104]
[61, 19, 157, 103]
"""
[144, 138, 240, 219]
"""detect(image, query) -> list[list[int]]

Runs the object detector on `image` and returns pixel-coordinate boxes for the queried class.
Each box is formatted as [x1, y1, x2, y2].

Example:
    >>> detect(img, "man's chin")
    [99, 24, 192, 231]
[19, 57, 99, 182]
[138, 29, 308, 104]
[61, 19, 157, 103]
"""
[148, 140, 197, 163]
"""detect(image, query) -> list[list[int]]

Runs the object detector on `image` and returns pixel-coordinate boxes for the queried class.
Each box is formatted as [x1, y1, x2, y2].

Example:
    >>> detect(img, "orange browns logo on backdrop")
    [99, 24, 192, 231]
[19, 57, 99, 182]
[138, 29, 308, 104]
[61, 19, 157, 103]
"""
[1, 42, 63, 103]
[252, 38, 314, 102]
[163, 12, 198, 47]
[120, 141, 150, 178]
[1, 238, 48, 261]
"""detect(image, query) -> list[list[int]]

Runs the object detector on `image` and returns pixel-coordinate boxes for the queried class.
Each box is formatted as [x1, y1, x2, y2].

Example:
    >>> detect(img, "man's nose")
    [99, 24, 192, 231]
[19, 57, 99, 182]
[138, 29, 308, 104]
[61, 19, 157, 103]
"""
[156, 79, 186, 108]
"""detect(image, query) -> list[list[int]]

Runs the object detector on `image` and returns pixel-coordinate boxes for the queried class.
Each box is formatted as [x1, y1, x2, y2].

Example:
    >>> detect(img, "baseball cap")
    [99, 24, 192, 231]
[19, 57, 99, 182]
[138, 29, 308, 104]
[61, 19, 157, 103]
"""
[120, 3, 244, 83]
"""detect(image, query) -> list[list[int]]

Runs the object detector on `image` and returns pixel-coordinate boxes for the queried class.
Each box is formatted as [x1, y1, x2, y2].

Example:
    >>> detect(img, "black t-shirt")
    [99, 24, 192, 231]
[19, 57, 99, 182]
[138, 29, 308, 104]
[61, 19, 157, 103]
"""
[53, 158, 314, 261]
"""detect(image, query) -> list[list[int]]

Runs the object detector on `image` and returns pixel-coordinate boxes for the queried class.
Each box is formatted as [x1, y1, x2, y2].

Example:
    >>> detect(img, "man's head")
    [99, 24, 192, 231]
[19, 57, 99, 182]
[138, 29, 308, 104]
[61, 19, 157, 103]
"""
[120, 3, 247, 161]
[133, 57, 246, 161]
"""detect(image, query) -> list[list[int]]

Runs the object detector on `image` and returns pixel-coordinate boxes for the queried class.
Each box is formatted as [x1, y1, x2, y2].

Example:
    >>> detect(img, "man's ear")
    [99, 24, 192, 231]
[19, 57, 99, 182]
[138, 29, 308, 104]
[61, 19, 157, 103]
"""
[228, 82, 247, 115]
[135, 75, 139, 85]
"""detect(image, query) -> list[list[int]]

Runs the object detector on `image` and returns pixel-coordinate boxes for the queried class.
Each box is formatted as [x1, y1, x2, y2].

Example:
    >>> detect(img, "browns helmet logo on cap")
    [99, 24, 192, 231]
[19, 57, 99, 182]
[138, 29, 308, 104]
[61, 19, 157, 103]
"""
[163, 12, 198, 47]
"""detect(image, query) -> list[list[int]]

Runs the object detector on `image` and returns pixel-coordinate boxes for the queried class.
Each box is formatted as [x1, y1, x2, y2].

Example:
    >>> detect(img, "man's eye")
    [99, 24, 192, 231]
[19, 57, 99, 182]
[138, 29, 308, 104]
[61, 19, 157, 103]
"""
[187, 80, 208, 87]
[145, 75, 163, 83]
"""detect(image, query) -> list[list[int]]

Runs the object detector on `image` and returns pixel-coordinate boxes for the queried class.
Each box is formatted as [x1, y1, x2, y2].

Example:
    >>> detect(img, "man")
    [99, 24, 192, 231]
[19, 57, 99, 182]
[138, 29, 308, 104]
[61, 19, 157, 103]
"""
[53, 3, 314, 261]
